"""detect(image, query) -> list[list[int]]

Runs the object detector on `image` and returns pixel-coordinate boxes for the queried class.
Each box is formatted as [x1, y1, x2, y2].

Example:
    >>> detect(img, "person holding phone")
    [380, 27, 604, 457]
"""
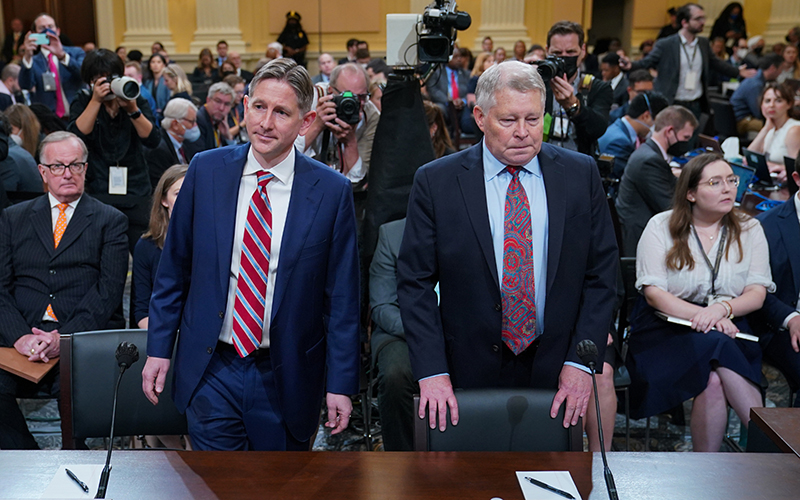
[18, 14, 84, 120]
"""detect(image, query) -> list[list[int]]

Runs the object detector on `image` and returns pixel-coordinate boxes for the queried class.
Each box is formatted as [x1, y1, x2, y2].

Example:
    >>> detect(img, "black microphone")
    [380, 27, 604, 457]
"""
[577, 339, 619, 500]
[95, 342, 139, 498]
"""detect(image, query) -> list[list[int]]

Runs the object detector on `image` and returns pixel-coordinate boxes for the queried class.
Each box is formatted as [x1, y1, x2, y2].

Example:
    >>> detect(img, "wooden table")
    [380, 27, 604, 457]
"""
[750, 407, 800, 457]
[3, 450, 800, 499]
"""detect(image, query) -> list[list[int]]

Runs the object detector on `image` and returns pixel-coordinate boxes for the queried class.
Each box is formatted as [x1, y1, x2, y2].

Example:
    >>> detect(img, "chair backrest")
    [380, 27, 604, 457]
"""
[413, 388, 582, 451]
[709, 99, 738, 140]
[59, 329, 187, 449]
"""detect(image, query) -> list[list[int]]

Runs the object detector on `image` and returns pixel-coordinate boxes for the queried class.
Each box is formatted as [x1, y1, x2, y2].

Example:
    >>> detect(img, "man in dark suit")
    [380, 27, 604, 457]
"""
[397, 61, 618, 431]
[615, 105, 697, 256]
[1, 18, 25, 64]
[544, 21, 613, 156]
[621, 3, 753, 116]
[601, 53, 629, 108]
[369, 218, 419, 451]
[0, 132, 128, 449]
[312, 53, 335, 85]
[751, 166, 800, 406]
[142, 59, 360, 451]
[182, 82, 235, 161]
[425, 48, 470, 128]
[598, 91, 669, 180]
[146, 98, 198, 188]
[18, 14, 85, 119]
[228, 52, 254, 84]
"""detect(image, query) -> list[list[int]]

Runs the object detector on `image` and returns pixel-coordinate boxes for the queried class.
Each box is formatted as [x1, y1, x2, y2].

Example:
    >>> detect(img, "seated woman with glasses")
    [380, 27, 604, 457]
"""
[626, 153, 773, 452]
[748, 82, 800, 184]
[68, 48, 161, 255]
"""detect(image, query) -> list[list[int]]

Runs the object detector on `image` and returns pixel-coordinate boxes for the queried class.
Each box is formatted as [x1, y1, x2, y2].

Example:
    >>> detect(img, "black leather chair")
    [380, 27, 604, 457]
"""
[59, 329, 187, 449]
[709, 99, 739, 141]
[413, 388, 582, 451]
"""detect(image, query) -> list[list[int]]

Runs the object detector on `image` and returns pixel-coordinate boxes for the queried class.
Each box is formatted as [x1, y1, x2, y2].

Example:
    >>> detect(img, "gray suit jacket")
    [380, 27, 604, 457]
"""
[369, 218, 406, 364]
[615, 139, 675, 256]
[630, 34, 739, 109]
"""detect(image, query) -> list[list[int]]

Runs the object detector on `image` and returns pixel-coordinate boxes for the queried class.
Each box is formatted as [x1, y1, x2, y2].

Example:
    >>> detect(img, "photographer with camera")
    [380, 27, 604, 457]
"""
[18, 14, 84, 120]
[69, 49, 160, 255]
[539, 21, 613, 156]
[299, 62, 379, 194]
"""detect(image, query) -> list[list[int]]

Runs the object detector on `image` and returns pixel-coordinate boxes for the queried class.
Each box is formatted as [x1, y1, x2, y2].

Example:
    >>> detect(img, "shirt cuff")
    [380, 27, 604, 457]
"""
[60, 52, 70, 66]
[419, 373, 448, 382]
[783, 311, 800, 330]
[22, 56, 33, 69]
[345, 157, 365, 183]
[564, 361, 592, 374]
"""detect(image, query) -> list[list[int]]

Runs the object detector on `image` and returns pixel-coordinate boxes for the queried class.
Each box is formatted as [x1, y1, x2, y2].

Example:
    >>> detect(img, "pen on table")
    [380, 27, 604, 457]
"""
[525, 476, 575, 500]
[66, 468, 89, 493]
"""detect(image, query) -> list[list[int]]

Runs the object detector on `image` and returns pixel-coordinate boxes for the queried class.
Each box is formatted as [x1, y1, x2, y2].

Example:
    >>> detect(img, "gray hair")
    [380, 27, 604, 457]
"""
[249, 58, 314, 114]
[207, 82, 236, 102]
[1, 63, 19, 81]
[161, 98, 198, 129]
[475, 60, 546, 112]
[330, 62, 369, 93]
[39, 132, 88, 165]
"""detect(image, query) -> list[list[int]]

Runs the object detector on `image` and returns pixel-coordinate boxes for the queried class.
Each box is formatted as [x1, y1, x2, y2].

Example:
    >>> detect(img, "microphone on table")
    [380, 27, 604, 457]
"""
[577, 339, 619, 500]
[95, 342, 139, 499]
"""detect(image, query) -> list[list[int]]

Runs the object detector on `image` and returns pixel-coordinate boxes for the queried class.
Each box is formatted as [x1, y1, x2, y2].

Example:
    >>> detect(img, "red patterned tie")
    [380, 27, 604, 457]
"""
[501, 166, 537, 355]
[231, 171, 274, 357]
[47, 53, 65, 118]
[450, 70, 460, 100]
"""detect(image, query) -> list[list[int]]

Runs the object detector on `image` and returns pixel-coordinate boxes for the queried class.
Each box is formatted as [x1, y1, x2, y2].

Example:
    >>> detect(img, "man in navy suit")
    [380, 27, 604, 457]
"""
[0, 132, 128, 449]
[752, 166, 800, 406]
[18, 14, 85, 119]
[397, 61, 618, 431]
[142, 59, 360, 451]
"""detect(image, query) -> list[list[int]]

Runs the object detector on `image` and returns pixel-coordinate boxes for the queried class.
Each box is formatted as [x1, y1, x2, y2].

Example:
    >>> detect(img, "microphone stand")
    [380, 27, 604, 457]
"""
[587, 358, 619, 500]
[95, 364, 127, 498]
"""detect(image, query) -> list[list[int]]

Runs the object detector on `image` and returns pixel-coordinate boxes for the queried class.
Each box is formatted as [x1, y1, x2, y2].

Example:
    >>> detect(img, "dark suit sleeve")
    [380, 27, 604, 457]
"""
[708, 49, 740, 79]
[132, 238, 156, 325]
[147, 158, 197, 358]
[397, 167, 448, 380]
[58, 207, 128, 334]
[629, 38, 664, 72]
[573, 80, 613, 145]
[0, 209, 34, 345]
[369, 223, 404, 340]
[426, 69, 449, 109]
[638, 157, 676, 214]
[18, 58, 36, 91]
[566, 158, 619, 368]
[137, 95, 162, 149]
[62, 47, 85, 82]
[760, 293, 797, 331]
[323, 178, 361, 395]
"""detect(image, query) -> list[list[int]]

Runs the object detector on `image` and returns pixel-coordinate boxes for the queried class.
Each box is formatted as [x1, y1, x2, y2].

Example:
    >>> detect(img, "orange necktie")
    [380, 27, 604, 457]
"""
[46, 203, 69, 321]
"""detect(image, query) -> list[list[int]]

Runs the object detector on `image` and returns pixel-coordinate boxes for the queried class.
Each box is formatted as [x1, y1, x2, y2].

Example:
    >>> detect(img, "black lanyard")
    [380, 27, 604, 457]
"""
[692, 225, 727, 297]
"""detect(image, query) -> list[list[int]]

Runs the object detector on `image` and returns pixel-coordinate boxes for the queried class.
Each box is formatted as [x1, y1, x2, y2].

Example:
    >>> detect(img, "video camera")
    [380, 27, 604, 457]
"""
[417, 1, 472, 63]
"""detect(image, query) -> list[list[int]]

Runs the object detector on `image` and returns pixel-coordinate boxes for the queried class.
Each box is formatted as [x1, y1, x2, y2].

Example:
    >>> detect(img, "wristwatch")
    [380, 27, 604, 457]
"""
[565, 100, 581, 118]
[128, 109, 142, 120]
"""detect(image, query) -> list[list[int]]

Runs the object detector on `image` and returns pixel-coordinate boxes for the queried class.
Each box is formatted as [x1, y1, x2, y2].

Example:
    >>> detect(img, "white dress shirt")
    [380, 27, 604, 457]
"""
[218, 147, 295, 348]
[675, 34, 703, 102]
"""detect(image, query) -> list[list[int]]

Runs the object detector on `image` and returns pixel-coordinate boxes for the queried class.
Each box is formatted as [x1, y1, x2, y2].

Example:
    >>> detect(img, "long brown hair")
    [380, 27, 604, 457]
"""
[666, 153, 746, 271]
[143, 164, 188, 249]
[5, 104, 41, 158]
[424, 101, 454, 159]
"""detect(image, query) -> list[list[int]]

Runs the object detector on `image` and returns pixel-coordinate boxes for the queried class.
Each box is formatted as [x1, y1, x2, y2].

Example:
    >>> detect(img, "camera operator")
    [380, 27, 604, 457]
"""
[542, 21, 613, 156]
[68, 49, 160, 255]
[298, 62, 379, 196]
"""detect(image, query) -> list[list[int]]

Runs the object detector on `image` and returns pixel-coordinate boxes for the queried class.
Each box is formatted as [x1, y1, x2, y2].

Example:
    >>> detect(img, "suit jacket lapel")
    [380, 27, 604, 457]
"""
[214, 144, 249, 294]
[777, 199, 800, 296]
[539, 144, 566, 297]
[271, 151, 323, 318]
[30, 195, 55, 257]
[53, 196, 92, 259]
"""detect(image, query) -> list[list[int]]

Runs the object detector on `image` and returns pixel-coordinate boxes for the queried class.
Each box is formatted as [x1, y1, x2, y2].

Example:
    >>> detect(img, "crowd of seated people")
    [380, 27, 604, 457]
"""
[0, 4, 799, 456]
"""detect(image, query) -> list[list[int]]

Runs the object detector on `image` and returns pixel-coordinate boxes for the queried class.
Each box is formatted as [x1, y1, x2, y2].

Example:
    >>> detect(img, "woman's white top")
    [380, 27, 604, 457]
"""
[636, 211, 775, 303]
[764, 118, 800, 163]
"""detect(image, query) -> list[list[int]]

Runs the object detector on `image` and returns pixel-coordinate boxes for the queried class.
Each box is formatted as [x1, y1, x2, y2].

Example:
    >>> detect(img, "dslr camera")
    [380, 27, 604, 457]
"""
[98, 76, 141, 101]
[533, 56, 567, 82]
[332, 91, 361, 125]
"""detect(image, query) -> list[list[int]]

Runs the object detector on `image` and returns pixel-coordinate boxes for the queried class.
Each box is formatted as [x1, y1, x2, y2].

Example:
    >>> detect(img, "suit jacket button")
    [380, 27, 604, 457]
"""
[492, 344, 500, 352]
[219, 311, 224, 318]
[49, 269, 56, 275]
[49, 294, 55, 299]
[494, 303, 501, 312]
[207, 347, 213, 354]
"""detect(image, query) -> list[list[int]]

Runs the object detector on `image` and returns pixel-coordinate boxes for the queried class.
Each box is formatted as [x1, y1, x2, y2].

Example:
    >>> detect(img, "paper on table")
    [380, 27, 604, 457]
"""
[516, 471, 582, 500]
[42, 464, 105, 498]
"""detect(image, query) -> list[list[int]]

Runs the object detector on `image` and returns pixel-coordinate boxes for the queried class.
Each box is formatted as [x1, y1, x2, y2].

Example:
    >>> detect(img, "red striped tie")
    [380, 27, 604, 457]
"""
[231, 171, 274, 357]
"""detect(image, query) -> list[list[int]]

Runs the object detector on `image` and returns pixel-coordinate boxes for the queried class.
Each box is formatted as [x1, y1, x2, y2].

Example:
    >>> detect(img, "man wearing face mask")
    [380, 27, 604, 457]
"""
[620, 3, 753, 118]
[544, 21, 613, 157]
[615, 105, 698, 256]
[598, 91, 669, 181]
[146, 98, 199, 189]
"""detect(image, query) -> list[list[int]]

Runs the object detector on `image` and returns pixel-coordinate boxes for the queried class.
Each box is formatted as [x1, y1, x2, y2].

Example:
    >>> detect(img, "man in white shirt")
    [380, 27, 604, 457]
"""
[753, 164, 800, 407]
[18, 14, 85, 119]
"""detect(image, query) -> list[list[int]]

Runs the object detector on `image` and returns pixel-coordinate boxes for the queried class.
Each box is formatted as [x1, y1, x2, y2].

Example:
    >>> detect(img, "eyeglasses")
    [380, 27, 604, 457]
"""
[210, 96, 233, 108]
[330, 86, 371, 103]
[41, 162, 87, 176]
[181, 117, 197, 127]
[701, 175, 740, 190]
